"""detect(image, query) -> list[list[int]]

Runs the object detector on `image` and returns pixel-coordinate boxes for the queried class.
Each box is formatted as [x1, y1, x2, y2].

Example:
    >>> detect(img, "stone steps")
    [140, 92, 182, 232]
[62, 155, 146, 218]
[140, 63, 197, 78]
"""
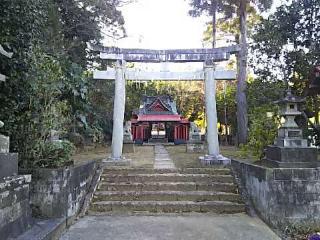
[101, 173, 234, 183]
[97, 181, 237, 192]
[93, 190, 242, 202]
[102, 167, 230, 175]
[90, 200, 245, 214]
[89, 167, 245, 214]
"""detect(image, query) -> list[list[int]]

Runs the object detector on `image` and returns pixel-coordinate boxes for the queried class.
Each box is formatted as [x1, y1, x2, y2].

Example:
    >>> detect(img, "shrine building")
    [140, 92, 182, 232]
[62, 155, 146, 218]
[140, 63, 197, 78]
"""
[131, 96, 189, 144]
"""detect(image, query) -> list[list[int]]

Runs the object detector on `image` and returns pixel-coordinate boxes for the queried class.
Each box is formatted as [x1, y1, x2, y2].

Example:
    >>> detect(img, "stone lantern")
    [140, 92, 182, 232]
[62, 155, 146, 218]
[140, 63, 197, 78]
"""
[274, 89, 307, 148]
[264, 89, 319, 168]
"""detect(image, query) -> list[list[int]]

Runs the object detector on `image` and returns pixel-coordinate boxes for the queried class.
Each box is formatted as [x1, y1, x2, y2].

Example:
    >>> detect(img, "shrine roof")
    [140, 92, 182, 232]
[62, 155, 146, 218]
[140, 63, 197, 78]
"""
[132, 95, 189, 123]
[135, 95, 178, 115]
[137, 114, 183, 122]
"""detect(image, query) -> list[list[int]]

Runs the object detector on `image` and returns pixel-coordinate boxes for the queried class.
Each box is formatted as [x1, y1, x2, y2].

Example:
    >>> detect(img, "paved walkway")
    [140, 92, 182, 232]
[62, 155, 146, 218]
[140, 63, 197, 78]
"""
[60, 214, 280, 240]
[154, 144, 175, 169]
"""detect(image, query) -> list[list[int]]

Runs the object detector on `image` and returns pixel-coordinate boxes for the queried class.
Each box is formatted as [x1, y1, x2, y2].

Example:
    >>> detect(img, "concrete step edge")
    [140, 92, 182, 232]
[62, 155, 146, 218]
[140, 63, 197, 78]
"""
[98, 182, 236, 186]
[91, 200, 245, 206]
[101, 173, 232, 177]
[94, 190, 240, 196]
[102, 168, 230, 172]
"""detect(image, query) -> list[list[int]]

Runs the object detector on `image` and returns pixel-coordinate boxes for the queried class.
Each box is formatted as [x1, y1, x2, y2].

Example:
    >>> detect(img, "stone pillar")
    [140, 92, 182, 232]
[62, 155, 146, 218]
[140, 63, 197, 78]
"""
[200, 64, 230, 165]
[204, 64, 220, 156]
[110, 60, 125, 160]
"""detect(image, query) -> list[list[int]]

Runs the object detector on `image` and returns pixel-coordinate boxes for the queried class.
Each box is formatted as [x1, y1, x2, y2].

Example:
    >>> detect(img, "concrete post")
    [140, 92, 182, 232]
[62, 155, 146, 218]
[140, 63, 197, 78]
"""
[200, 63, 230, 165]
[111, 60, 126, 159]
[204, 64, 220, 156]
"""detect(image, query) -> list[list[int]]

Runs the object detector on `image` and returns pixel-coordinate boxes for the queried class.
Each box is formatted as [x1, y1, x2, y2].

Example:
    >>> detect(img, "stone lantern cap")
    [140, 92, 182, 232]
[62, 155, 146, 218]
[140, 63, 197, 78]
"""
[275, 89, 305, 104]
[275, 89, 305, 116]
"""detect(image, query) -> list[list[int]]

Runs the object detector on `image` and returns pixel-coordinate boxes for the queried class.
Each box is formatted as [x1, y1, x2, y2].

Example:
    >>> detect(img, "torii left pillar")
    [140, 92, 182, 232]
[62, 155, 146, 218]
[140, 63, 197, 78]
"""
[106, 60, 130, 164]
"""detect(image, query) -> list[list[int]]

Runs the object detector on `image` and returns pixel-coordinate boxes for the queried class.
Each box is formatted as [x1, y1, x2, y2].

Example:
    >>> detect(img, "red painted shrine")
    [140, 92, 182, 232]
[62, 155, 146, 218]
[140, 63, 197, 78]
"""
[131, 96, 189, 143]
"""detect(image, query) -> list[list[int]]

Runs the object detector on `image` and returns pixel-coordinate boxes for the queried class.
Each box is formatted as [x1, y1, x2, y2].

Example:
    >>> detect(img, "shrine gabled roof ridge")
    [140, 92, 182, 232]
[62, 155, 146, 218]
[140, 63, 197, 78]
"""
[147, 96, 171, 113]
[137, 95, 178, 115]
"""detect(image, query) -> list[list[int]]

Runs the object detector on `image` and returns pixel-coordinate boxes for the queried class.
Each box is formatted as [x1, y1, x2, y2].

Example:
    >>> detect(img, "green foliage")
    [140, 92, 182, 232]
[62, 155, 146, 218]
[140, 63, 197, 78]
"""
[188, 0, 235, 18]
[204, 5, 262, 44]
[283, 224, 320, 240]
[241, 105, 278, 159]
[50, 0, 126, 67]
[251, 0, 320, 83]
[31, 140, 75, 168]
[216, 81, 237, 135]
[240, 79, 285, 158]
[251, 0, 320, 147]
[0, 0, 125, 168]
[247, 79, 286, 110]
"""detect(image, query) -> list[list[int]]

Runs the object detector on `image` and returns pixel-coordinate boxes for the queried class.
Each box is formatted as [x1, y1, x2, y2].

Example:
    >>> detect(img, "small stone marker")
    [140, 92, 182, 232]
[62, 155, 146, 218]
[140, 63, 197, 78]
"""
[123, 121, 135, 153]
[0, 120, 9, 153]
[186, 122, 205, 153]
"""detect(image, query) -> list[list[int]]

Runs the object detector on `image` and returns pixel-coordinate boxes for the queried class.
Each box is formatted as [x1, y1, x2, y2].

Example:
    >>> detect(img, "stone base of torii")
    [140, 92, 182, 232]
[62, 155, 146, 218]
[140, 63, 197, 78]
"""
[92, 45, 240, 165]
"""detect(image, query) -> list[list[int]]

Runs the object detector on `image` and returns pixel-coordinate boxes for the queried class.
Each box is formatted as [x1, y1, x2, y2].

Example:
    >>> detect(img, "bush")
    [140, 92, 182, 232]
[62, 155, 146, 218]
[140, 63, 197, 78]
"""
[283, 224, 320, 240]
[67, 132, 85, 148]
[32, 140, 75, 168]
[241, 106, 279, 159]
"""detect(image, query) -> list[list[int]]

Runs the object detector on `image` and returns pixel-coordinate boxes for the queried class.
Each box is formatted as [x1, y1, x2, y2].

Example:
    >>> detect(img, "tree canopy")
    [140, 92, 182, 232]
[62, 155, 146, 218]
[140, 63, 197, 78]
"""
[0, 0, 126, 167]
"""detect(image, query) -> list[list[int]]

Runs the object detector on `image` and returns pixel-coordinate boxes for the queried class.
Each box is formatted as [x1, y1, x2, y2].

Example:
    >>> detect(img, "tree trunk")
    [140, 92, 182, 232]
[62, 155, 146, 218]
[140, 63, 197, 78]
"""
[236, 0, 248, 145]
[211, 0, 217, 48]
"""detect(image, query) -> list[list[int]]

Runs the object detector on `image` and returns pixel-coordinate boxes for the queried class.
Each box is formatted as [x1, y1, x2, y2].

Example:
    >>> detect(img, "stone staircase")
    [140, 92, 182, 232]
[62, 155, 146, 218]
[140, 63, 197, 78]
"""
[89, 167, 245, 214]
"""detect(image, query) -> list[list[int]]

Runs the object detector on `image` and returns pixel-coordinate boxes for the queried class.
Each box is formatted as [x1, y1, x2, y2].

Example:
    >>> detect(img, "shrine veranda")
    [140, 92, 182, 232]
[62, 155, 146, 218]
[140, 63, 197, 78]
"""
[93, 45, 239, 162]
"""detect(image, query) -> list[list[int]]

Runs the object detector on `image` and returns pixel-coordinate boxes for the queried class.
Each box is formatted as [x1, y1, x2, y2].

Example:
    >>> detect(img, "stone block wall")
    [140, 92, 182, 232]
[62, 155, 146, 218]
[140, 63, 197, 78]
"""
[0, 175, 33, 239]
[232, 159, 320, 230]
[0, 153, 18, 179]
[22, 161, 96, 219]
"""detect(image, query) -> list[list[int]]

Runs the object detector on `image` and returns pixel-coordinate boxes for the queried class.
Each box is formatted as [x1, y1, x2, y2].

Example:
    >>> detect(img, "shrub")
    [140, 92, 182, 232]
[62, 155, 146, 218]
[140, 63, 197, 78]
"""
[32, 140, 75, 168]
[241, 106, 279, 159]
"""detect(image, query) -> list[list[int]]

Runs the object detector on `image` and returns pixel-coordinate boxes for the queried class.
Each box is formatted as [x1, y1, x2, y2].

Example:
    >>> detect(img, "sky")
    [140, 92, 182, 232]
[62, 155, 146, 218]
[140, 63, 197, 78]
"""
[103, 0, 283, 71]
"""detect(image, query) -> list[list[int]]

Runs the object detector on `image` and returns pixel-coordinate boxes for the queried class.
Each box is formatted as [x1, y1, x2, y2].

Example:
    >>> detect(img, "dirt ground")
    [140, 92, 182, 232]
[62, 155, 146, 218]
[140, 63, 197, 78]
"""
[72, 144, 254, 168]
[72, 145, 154, 167]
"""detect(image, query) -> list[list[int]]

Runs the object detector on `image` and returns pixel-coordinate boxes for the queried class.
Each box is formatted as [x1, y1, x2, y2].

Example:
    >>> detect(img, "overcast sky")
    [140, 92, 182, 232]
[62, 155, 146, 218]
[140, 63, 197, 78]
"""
[104, 0, 283, 49]
[102, 0, 283, 71]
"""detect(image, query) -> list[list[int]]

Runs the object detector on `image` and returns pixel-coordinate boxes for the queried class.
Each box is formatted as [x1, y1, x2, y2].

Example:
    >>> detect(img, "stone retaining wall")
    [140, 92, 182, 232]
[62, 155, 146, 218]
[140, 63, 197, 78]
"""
[21, 161, 97, 219]
[0, 175, 33, 239]
[231, 159, 320, 230]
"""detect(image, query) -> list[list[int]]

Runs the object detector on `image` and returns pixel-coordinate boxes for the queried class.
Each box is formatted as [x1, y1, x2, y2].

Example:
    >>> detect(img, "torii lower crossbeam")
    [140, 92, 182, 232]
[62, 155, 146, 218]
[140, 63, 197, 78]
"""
[94, 69, 236, 81]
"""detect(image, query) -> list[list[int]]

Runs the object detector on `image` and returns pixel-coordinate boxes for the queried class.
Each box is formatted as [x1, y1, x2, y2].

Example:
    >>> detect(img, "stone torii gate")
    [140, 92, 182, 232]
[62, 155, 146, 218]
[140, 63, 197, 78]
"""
[93, 45, 240, 164]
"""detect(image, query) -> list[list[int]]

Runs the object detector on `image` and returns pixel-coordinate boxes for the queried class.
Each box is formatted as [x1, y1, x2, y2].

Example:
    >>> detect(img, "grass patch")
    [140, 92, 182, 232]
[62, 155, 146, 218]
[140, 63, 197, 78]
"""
[166, 145, 203, 168]
[166, 145, 259, 168]
[71, 144, 259, 168]
[72, 145, 154, 168]
[220, 146, 259, 163]
[126, 146, 154, 168]
[72, 145, 110, 165]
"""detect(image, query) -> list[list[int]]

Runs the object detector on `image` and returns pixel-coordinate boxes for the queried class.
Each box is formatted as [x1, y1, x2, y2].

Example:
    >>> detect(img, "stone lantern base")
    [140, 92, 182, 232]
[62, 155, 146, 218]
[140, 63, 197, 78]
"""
[123, 140, 135, 153]
[102, 157, 131, 166]
[264, 145, 319, 168]
[199, 154, 231, 166]
[186, 140, 205, 153]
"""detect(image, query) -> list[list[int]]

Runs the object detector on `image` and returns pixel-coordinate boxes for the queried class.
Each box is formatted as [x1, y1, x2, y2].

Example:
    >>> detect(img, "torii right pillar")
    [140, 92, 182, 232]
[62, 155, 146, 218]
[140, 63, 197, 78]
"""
[200, 63, 231, 165]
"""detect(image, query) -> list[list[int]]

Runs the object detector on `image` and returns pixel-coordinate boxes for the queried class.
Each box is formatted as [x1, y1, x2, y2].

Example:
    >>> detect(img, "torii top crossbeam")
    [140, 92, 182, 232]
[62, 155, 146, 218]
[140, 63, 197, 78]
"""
[94, 45, 240, 63]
